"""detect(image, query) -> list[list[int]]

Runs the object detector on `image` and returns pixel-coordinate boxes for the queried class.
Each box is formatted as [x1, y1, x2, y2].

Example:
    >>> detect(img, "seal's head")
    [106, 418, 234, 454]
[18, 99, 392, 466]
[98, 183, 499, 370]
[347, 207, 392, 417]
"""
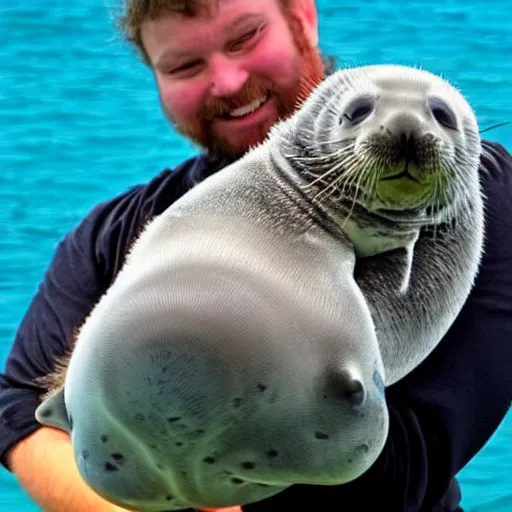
[274, 64, 481, 229]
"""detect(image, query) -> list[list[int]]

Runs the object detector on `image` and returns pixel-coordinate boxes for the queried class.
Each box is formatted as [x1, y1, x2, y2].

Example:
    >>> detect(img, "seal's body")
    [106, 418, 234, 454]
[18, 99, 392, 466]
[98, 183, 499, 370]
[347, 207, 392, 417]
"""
[36, 65, 484, 511]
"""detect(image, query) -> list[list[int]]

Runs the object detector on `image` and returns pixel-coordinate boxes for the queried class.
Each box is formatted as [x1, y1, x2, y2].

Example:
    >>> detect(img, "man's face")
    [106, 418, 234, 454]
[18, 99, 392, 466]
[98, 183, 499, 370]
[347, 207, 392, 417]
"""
[141, 0, 324, 157]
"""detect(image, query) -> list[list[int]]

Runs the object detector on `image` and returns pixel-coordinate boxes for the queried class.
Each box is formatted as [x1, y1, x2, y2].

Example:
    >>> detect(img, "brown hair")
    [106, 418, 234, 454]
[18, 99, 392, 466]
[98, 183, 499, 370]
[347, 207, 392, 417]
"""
[115, 0, 292, 66]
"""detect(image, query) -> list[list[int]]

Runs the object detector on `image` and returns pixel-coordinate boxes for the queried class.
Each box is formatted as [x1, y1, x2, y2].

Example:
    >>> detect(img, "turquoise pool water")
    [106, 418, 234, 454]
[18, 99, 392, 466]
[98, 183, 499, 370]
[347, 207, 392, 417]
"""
[1, 1, 511, 510]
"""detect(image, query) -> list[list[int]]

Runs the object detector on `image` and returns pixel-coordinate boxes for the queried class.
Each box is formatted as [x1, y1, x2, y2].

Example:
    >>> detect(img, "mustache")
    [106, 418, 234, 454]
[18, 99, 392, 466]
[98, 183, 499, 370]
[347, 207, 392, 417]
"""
[198, 78, 276, 120]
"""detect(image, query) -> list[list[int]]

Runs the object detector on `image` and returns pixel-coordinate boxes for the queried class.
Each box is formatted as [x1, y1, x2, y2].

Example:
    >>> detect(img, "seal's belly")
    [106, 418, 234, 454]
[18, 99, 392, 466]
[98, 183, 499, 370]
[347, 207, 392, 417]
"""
[37, 216, 388, 511]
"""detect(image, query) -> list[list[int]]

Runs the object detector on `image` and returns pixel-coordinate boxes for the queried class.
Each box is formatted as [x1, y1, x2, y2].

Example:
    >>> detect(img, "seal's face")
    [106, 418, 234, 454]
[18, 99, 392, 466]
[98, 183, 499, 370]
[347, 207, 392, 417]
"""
[282, 65, 481, 222]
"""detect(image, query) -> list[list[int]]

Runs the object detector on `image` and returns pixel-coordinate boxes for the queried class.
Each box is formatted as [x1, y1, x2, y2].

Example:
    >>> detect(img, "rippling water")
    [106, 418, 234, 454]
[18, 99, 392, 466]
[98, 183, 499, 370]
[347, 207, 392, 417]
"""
[1, 1, 511, 510]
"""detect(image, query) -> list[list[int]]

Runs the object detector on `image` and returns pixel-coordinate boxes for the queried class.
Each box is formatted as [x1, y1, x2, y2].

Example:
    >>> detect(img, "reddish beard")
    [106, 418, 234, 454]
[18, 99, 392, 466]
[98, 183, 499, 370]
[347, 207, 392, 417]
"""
[163, 10, 326, 158]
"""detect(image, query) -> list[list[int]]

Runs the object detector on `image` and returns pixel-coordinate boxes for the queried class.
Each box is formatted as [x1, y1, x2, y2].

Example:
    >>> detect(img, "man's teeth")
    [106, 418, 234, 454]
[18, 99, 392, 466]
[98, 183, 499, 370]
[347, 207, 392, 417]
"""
[229, 96, 267, 118]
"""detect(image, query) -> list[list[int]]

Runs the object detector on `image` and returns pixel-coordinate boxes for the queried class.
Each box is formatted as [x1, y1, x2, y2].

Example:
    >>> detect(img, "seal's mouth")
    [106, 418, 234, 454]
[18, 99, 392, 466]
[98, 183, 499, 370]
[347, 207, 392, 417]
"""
[381, 162, 421, 183]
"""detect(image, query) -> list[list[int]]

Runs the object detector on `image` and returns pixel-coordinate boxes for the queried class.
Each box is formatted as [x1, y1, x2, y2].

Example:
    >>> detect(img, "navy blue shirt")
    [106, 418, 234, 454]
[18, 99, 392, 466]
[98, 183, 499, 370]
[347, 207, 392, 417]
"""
[1, 142, 511, 511]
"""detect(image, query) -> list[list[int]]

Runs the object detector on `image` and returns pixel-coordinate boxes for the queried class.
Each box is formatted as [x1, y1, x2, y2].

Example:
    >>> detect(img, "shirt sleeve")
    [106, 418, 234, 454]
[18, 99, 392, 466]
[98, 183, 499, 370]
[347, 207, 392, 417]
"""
[0, 153, 222, 471]
[0, 185, 147, 469]
[0, 154, 216, 470]
[243, 140, 512, 511]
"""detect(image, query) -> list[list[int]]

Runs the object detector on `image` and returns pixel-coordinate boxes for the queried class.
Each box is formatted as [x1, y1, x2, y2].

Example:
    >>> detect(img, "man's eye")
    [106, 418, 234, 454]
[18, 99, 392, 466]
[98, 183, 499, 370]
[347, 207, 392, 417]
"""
[229, 25, 263, 52]
[167, 61, 201, 75]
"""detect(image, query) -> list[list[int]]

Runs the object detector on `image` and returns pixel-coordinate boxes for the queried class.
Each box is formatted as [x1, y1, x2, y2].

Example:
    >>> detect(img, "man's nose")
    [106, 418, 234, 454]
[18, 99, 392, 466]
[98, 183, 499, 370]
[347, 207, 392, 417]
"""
[209, 55, 249, 98]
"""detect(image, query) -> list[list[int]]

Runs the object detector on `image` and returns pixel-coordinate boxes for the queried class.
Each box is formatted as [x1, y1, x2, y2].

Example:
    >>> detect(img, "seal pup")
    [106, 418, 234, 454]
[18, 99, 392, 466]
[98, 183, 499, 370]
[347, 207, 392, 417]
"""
[35, 64, 484, 511]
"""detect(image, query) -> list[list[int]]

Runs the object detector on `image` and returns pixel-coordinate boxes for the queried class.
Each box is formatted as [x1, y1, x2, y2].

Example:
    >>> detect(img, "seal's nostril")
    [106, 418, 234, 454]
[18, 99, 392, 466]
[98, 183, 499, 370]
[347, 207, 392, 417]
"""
[326, 369, 366, 407]
[343, 377, 365, 407]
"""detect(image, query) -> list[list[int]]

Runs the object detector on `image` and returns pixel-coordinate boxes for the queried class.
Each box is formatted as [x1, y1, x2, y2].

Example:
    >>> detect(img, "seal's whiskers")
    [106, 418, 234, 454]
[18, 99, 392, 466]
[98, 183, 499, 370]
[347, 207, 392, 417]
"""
[339, 155, 376, 225]
[298, 146, 356, 186]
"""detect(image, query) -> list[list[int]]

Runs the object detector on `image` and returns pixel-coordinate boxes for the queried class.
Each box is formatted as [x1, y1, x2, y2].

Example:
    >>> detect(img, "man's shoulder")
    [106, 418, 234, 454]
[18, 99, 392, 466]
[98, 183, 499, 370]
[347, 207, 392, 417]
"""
[98, 153, 211, 218]
[58, 152, 233, 281]
[79, 152, 230, 233]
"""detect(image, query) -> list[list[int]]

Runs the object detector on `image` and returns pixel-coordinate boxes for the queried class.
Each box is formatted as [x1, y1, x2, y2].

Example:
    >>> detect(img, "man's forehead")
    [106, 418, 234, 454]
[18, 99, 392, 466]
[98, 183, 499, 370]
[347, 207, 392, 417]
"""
[143, 0, 278, 64]
[148, 0, 280, 20]
[201, 0, 281, 15]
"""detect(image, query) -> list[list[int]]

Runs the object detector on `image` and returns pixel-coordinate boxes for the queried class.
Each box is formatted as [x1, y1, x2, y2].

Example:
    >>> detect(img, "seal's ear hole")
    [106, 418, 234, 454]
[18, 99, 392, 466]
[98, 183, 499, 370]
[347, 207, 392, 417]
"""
[429, 97, 457, 131]
[341, 96, 375, 125]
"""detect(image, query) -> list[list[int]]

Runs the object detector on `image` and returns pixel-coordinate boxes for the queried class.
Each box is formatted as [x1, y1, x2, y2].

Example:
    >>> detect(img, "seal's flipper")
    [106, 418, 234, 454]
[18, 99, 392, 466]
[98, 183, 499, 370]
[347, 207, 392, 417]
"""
[356, 247, 412, 296]
[399, 244, 415, 295]
[35, 387, 72, 432]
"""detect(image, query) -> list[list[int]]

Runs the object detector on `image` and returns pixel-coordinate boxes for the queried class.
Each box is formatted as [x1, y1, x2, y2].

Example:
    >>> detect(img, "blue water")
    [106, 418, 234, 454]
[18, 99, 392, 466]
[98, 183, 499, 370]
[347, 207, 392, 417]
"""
[1, 1, 511, 510]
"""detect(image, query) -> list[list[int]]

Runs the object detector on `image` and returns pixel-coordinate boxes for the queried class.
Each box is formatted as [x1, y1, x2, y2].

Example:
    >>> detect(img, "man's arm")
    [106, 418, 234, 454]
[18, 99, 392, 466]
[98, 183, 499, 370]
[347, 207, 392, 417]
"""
[0, 156, 222, 512]
[7, 427, 130, 512]
[244, 142, 512, 511]
[0, 158, 215, 512]
[0, 186, 148, 511]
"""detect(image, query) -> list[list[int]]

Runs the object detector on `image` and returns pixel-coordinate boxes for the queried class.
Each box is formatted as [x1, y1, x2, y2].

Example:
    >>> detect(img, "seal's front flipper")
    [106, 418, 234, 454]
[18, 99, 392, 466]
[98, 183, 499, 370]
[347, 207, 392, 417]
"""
[383, 235, 419, 295]
[355, 246, 414, 297]
[399, 244, 415, 294]
[35, 387, 72, 432]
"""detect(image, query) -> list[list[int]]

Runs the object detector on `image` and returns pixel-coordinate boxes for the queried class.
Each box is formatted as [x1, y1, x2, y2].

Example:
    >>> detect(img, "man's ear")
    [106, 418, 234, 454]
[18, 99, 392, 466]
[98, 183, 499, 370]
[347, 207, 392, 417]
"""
[290, 0, 319, 47]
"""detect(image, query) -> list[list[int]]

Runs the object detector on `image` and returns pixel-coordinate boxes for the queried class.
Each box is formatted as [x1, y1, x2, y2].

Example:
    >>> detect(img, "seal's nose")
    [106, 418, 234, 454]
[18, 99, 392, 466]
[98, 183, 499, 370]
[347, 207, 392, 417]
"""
[387, 111, 423, 141]
[325, 368, 366, 407]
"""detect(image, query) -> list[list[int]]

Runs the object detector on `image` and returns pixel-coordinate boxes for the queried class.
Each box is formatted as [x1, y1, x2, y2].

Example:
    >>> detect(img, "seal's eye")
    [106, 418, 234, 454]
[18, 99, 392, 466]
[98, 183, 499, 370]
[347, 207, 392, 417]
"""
[429, 97, 457, 130]
[341, 97, 375, 125]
